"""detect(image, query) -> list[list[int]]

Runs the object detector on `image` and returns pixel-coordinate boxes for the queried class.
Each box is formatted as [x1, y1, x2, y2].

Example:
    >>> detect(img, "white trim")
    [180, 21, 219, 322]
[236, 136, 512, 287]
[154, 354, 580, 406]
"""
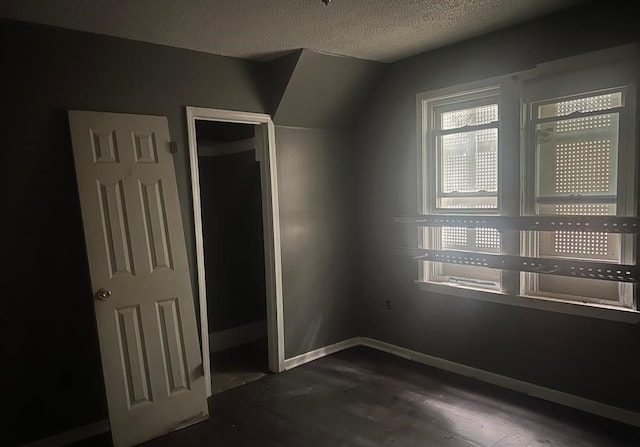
[417, 84, 504, 290]
[20, 420, 109, 447]
[415, 49, 640, 319]
[186, 107, 285, 398]
[255, 121, 286, 374]
[186, 107, 210, 396]
[359, 338, 640, 428]
[283, 337, 640, 428]
[417, 281, 640, 324]
[209, 320, 267, 353]
[283, 338, 362, 370]
[30, 332, 640, 446]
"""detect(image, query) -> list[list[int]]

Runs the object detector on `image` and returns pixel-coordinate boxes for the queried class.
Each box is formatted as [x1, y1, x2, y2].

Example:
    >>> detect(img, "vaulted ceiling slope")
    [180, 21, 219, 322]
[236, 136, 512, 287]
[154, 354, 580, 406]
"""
[0, 0, 585, 63]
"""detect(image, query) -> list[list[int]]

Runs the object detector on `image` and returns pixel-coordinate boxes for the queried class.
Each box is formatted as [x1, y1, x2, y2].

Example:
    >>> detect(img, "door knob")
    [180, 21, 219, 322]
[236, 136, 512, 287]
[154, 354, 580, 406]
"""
[95, 288, 112, 300]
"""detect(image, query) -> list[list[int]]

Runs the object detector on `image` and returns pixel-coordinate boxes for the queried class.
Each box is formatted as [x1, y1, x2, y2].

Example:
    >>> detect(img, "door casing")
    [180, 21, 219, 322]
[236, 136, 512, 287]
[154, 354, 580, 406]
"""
[185, 107, 285, 396]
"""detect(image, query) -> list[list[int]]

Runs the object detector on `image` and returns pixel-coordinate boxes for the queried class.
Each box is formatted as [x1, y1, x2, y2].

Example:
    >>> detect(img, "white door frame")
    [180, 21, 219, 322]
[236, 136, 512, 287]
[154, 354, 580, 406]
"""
[186, 107, 285, 397]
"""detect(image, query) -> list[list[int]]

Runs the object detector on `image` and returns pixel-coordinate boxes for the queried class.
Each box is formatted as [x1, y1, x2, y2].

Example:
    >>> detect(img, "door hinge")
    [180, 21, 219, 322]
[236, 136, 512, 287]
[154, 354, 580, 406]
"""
[169, 141, 178, 154]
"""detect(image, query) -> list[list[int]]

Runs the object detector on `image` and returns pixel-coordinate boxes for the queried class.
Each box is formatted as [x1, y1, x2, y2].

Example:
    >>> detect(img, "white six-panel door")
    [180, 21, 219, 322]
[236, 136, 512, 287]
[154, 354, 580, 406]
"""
[69, 111, 208, 447]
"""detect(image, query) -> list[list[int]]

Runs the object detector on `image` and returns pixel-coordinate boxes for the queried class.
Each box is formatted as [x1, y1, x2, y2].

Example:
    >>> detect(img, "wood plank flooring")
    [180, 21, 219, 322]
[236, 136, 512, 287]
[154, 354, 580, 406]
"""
[210, 341, 268, 395]
[75, 346, 640, 447]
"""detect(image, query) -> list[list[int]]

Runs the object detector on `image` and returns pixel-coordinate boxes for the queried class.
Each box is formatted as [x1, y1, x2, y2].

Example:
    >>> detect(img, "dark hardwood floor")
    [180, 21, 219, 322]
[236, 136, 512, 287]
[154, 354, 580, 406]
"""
[74, 346, 640, 447]
[210, 340, 268, 395]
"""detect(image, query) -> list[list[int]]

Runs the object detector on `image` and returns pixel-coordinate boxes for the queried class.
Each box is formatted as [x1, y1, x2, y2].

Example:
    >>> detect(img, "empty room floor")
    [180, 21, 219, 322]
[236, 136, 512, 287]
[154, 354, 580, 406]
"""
[210, 340, 268, 395]
[75, 346, 640, 447]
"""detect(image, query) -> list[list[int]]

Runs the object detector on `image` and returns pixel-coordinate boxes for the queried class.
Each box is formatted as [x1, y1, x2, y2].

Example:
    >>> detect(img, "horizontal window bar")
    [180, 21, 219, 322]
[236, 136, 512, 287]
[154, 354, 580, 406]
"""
[535, 195, 617, 204]
[397, 248, 639, 283]
[534, 107, 623, 125]
[394, 215, 640, 233]
[432, 95, 499, 115]
[439, 192, 498, 197]
[433, 208, 499, 214]
[433, 122, 499, 135]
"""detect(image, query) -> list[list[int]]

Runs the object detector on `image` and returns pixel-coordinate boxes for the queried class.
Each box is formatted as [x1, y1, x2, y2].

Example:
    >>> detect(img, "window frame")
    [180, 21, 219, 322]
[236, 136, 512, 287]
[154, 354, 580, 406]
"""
[418, 83, 504, 291]
[415, 45, 640, 323]
[521, 84, 636, 309]
[421, 86, 503, 213]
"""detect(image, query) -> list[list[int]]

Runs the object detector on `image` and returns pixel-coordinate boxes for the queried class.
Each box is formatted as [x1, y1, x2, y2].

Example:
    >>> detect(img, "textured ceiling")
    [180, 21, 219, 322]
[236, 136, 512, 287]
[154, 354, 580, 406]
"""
[0, 0, 583, 62]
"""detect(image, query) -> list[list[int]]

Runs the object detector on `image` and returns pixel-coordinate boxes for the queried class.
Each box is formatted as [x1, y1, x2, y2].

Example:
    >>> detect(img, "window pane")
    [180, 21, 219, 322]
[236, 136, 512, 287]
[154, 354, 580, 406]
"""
[536, 275, 622, 304]
[538, 92, 622, 119]
[439, 128, 498, 194]
[537, 203, 619, 262]
[438, 196, 497, 209]
[441, 104, 498, 130]
[550, 203, 615, 215]
[442, 227, 468, 248]
[556, 139, 613, 193]
[425, 93, 501, 291]
[440, 227, 500, 253]
[532, 202, 624, 304]
[536, 114, 618, 197]
[441, 264, 501, 289]
[531, 81, 627, 308]
[554, 231, 609, 257]
[476, 228, 500, 250]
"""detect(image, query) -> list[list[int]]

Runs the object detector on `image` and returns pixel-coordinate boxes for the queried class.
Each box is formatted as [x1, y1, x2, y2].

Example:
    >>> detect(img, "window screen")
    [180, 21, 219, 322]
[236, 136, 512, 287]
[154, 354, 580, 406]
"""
[534, 91, 621, 262]
[436, 103, 499, 210]
[528, 89, 630, 305]
[423, 90, 502, 290]
[419, 56, 637, 312]
[535, 120, 619, 198]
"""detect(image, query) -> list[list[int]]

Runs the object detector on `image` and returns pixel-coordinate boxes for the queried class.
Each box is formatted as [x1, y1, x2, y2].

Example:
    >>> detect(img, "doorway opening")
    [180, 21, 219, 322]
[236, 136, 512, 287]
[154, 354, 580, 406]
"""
[186, 108, 284, 398]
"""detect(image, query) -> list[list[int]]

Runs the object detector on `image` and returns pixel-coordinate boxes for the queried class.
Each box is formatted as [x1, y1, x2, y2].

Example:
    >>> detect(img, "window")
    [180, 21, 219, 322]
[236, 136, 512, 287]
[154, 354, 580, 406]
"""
[420, 87, 502, 290]
[523, 89, 635, 308]
[417, 47, 638, 316]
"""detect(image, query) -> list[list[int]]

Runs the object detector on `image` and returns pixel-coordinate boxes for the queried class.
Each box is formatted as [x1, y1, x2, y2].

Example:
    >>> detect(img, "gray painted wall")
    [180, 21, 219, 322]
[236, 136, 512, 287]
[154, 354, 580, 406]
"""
[1, 19, 265, 446]
[5, 1, 639, 445]
[0, 15, 370, 445]
[355, 1, 640, 412]
[276, 126, 358, 357]
[0, 19, 358, 446]
[274, 49, 383, 129]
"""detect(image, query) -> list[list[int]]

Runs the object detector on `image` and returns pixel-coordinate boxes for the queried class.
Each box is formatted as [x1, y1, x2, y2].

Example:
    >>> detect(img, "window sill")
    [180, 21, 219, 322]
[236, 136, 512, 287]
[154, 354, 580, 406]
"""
[416, 281, 640, 324]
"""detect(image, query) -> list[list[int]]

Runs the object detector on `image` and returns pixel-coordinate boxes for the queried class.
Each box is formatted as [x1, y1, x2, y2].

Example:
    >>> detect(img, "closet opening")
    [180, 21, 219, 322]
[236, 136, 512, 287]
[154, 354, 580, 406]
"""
[186, 107, 284, 397]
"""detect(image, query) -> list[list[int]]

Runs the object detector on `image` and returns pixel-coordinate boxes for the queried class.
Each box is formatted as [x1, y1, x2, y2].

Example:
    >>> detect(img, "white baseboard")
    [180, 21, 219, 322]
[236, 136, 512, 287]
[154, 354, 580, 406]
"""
[20, 419, 109, 447]
[209, 320, 267, 353]
[283, 336, 640, 428]
[25, 335, 640, 447]
[360, 337, 640, 428]
[284, 337, 362, 370]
